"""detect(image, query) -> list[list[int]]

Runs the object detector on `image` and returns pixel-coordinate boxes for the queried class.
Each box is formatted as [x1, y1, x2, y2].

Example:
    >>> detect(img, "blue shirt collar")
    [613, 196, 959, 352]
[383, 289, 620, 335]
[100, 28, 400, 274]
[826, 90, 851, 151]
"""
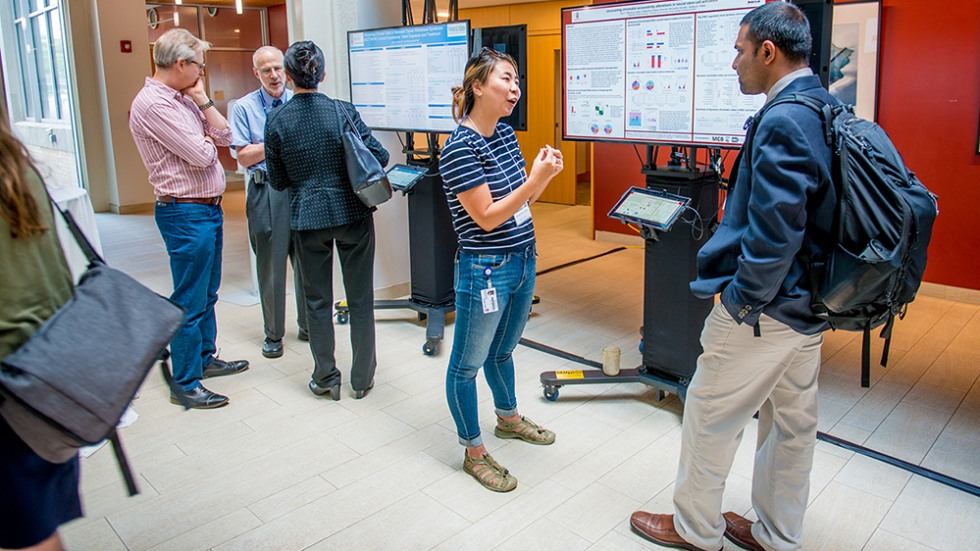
[258, 86, 291, 110]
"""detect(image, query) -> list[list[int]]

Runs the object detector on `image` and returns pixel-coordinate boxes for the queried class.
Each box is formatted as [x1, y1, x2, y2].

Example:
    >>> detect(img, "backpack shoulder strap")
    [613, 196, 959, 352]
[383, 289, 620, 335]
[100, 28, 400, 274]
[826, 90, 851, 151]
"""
[746, 93, 836, 147]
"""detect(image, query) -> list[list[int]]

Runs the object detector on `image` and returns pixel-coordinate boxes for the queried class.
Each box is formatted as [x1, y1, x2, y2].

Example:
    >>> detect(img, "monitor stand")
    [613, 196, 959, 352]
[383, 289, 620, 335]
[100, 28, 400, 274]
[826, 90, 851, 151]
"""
[335, 143, 457, 356]
[539, 147, 718, 402]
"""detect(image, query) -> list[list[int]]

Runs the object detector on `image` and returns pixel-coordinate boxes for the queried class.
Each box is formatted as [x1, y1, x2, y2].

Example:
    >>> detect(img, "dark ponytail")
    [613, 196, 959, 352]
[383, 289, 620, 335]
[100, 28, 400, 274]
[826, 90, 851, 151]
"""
[284, 41, 325, 89]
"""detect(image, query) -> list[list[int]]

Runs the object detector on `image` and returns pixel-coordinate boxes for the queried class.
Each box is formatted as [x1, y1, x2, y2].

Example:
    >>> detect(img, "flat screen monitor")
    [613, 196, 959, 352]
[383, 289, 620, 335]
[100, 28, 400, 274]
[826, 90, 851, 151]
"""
[608, 186, 690, 231]
[472, 25, 528, 131]
[348, 21, 471, 133]
[562, 0, 767, 148]
[386, 163, 428, 192]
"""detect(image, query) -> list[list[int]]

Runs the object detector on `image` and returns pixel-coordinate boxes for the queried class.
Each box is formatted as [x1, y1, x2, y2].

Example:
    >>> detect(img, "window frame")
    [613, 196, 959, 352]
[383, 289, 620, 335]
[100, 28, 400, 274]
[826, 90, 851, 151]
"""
[11, 0, 70, 123]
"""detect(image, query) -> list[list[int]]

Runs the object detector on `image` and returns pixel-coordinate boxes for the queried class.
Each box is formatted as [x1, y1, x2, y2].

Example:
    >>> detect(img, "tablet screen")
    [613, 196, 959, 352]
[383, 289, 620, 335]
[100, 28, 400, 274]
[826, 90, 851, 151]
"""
[386, 164, 427, 191]
[609, 187, 689, 230]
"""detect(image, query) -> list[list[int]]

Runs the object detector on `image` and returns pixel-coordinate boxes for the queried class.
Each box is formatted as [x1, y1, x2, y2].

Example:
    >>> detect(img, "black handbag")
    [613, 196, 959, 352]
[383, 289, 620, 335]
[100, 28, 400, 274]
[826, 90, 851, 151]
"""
[335, 99, 392, 208]
[0, 197, 186, 495]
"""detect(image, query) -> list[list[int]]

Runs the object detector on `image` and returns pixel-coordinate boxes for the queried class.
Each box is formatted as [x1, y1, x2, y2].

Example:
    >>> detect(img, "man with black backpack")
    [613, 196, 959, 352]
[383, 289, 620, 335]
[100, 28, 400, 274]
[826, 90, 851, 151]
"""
[631, 4, 837, 551]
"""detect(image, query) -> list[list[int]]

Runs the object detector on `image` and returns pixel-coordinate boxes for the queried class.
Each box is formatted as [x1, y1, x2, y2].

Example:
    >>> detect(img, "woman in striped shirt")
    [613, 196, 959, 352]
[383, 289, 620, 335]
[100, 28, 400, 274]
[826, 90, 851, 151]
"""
[439, 47, 564, 492]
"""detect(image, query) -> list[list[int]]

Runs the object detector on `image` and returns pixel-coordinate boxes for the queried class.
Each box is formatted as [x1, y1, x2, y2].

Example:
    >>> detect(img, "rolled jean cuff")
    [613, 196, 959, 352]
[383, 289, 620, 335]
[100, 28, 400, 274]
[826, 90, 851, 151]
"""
[458, 434, 484, 448]
[495, 406, 519, 418]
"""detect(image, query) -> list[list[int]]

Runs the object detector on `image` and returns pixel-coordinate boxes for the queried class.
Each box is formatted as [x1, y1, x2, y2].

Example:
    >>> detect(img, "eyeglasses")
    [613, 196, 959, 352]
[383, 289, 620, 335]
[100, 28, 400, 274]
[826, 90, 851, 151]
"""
[185, 59, 206, 70]
[257, 66, 284, 76]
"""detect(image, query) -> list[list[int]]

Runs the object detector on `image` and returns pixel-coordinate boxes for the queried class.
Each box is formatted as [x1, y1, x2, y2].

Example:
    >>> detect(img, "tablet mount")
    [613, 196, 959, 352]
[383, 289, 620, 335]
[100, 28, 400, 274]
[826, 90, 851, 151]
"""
[540, 145, 723, 402]
[333, 130, 457, 356]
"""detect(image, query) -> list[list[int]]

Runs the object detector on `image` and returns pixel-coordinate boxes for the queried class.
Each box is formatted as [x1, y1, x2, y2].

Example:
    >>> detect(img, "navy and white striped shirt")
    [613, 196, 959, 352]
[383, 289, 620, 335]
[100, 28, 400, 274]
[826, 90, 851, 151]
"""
[440, 122, 534, 254]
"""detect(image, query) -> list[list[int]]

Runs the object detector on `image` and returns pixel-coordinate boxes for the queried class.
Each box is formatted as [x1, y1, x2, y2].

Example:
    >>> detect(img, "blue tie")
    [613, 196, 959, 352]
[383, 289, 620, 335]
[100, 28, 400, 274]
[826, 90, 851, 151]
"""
[271, 98, 282, 108]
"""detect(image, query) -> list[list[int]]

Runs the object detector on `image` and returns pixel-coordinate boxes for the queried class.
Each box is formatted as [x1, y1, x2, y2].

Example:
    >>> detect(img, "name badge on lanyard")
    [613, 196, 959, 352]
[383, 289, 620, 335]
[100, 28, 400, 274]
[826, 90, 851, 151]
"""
[514, 202, 532, 226]
[480, 266, 499, 314]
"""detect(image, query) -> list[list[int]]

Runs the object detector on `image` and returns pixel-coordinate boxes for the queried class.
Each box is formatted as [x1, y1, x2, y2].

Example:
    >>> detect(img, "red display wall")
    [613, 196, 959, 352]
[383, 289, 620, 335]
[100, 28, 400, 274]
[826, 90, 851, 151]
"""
[589, 0, 980, 290]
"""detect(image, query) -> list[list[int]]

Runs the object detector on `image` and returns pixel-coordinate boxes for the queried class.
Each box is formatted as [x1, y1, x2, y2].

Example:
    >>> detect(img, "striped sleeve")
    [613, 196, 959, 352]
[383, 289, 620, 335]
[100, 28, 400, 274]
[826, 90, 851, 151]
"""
[440, 135, 485, 196]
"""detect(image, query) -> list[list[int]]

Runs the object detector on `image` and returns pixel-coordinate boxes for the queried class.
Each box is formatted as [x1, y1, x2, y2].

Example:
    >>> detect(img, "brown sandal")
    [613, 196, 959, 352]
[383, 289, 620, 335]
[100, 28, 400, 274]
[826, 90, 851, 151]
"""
[494, 415, 556, 445]
[463, 452, 518, 492]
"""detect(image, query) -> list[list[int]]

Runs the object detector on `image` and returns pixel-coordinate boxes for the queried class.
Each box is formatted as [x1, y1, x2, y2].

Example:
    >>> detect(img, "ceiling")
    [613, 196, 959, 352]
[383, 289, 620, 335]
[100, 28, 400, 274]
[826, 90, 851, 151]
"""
[147, 1, 552, 14]
[408, 0, 552, 17]
[147, 1, 286, 7]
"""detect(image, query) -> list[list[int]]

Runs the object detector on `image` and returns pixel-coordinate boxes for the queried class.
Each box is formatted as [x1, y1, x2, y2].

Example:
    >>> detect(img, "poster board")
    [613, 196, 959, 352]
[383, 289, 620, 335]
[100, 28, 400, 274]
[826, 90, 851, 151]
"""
[562, 0, 767, 148]
[348, 21, 470, 133]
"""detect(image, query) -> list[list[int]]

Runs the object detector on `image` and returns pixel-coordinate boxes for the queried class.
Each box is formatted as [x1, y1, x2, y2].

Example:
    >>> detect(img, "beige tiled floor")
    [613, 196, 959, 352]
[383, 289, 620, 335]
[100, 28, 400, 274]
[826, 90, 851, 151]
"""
[61, 195, 980, 550]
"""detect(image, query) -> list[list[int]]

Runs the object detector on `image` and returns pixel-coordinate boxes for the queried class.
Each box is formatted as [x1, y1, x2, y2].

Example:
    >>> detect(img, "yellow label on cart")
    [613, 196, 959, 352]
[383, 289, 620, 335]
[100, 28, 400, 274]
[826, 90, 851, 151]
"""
[554, 370, 585, 379]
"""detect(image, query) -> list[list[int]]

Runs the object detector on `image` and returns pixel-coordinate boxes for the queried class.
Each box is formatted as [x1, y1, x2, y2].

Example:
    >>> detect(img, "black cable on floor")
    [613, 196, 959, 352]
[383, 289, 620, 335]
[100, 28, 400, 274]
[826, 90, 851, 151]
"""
[536, 247, 627, 277]
[519, 337, 602, 369]
[520, 337, 980, 499]
[816, 431, 980, 498]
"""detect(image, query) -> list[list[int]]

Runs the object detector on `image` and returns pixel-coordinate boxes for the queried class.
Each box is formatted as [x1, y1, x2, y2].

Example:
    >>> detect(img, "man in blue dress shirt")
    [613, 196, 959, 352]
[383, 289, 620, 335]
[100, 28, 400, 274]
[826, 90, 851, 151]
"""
[230, 46, 308, 359]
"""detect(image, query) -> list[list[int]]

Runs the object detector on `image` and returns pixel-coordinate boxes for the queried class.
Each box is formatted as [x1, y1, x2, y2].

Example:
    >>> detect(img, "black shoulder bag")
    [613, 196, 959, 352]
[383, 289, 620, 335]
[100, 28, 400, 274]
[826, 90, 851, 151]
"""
[0, 195, 187, 495]
[335, 99, 392, 208]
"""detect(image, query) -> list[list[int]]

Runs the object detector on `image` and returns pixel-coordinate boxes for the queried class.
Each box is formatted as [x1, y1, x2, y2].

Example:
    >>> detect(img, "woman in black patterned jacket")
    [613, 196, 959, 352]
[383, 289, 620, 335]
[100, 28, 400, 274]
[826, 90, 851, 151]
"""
[266, 40, 389, 402]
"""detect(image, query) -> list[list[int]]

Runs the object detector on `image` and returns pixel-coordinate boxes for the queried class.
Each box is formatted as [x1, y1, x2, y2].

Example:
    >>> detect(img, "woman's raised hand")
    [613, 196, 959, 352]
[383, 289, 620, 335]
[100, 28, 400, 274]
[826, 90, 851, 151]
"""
[530, 144, 564, 181]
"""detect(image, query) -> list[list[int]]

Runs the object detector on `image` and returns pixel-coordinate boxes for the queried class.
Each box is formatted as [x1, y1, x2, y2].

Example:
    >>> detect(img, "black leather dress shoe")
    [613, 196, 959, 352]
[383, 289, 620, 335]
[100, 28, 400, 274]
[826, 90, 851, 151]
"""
[262, 339, 284, 359]
[309, 379, 341, 401]
[354, 380, 375, 400]
[170, 386, 229, 409]
[203, 358, 250, 378]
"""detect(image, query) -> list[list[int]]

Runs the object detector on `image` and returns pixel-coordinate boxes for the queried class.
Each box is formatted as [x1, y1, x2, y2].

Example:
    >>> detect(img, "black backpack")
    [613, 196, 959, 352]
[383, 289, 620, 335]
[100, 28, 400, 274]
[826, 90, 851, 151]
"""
[750, 93, 939, 387]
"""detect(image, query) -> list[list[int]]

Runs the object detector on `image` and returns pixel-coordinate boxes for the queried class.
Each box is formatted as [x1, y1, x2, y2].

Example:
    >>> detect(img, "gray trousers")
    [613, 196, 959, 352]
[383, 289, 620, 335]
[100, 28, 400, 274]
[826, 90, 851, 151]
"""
[294, 216, 376, 392]
[673, 302, 823, 551]
[246, 174, 307, 342]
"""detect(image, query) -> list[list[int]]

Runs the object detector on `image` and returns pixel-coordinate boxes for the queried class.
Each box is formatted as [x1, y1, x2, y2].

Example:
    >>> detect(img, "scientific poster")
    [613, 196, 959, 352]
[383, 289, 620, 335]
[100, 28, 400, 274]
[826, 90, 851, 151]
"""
[563, 0, 766, 147]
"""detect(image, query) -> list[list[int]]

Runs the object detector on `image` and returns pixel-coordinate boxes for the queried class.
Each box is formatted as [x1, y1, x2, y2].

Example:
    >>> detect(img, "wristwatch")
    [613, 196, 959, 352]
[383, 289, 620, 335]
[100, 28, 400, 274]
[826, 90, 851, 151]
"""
[198, 99, 214, 111]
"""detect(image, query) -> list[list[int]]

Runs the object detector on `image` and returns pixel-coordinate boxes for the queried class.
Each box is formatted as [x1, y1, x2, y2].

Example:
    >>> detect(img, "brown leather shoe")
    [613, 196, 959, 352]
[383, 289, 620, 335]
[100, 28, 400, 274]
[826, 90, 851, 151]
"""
[629, 512, 720, 551]
[723, 512, 766, 551]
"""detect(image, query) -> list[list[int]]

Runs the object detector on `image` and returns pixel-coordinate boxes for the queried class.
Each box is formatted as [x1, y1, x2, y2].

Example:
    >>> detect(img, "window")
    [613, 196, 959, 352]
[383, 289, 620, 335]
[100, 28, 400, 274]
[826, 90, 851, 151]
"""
[11, 0, 70, 121]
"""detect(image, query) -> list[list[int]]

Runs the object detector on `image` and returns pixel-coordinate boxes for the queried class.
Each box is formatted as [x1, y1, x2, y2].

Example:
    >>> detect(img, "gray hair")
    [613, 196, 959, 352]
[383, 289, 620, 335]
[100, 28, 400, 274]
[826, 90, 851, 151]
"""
[253, 45, 283, 68]
[153, 28, 210, 69]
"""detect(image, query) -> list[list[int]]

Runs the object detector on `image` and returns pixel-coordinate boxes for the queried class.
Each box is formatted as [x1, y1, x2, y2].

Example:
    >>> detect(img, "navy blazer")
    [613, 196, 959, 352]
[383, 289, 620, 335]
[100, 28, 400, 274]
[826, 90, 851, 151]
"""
[265, 93, 389, 231]
[691, 75, 838, 335]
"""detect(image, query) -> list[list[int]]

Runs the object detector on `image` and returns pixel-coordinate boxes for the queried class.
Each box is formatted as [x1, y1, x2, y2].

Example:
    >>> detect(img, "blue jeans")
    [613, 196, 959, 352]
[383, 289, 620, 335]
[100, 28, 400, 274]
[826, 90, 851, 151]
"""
[155, 202, 223, 390]
[446, 245, 536, 447]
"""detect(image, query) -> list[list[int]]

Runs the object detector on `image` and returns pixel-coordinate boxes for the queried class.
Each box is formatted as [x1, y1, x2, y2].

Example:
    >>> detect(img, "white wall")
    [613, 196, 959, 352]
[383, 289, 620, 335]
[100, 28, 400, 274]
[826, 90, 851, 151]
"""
[86, 0, 155, 213]
[64, 0, 413, 296]
[288, 0, 412, 298]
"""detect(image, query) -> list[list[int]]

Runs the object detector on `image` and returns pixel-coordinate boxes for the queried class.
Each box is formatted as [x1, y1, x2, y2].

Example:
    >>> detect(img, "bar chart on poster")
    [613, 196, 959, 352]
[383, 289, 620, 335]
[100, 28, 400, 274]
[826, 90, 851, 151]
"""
[562, 0, 767, 147]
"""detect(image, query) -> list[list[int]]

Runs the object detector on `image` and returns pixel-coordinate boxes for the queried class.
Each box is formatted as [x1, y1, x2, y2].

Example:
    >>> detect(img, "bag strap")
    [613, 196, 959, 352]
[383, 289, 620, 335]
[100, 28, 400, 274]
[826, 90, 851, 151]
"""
[335, 99, 359, 132]
[42, 187, 106, 266]
[744, 93, 836, 164]
[861, 325, 871, 388]
[107, 429, 139, 496]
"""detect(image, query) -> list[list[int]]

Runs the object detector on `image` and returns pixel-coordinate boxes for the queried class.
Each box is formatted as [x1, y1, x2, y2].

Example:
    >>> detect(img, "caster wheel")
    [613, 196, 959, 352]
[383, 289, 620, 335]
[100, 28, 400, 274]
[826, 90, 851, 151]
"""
[422, 341, 437, 355]
[335, 311, 349, 324]
[543, 386, 559, 401]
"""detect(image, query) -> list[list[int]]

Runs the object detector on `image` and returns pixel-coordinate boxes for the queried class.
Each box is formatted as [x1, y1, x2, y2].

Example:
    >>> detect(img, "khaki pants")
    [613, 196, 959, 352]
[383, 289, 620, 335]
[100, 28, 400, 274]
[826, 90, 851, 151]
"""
[673, 302, 822, 551]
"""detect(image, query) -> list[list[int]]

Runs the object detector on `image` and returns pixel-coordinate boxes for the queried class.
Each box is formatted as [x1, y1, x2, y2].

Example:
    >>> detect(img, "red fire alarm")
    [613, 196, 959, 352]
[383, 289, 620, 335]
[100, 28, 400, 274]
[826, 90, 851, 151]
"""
[120, 40, 132, 53]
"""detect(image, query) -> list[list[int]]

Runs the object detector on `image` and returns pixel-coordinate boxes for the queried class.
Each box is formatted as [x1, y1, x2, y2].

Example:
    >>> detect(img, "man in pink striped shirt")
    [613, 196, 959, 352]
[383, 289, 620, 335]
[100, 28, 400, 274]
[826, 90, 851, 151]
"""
[130, 28, 249, 410]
